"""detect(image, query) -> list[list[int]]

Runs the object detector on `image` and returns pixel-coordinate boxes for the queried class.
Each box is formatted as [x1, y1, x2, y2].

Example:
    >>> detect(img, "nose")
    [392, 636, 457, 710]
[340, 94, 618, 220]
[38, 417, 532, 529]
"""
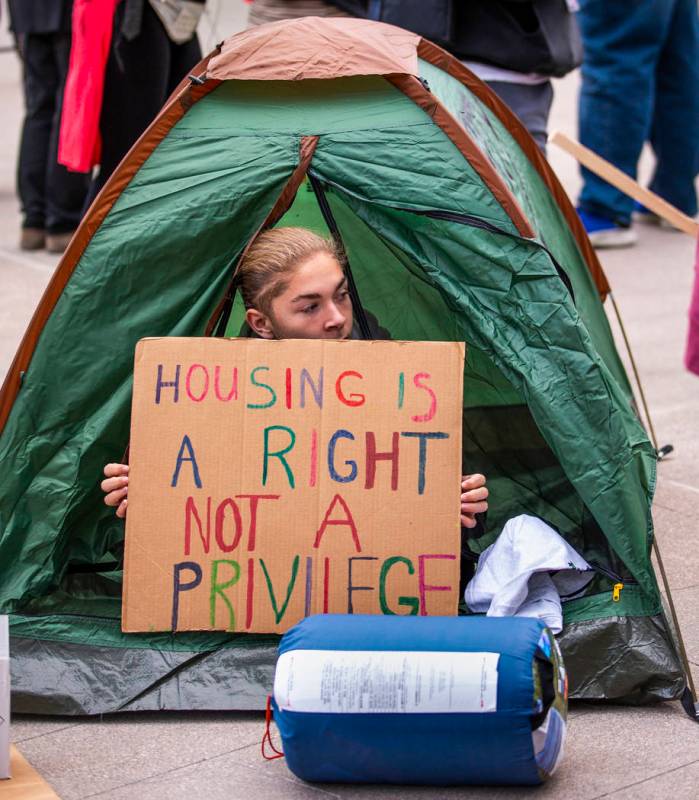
[324, 302, 346, 331]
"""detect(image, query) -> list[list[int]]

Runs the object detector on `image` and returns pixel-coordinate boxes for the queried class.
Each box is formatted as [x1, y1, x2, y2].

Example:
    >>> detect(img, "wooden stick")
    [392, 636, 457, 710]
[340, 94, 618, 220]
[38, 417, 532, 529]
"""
[550, 130, 699, 238]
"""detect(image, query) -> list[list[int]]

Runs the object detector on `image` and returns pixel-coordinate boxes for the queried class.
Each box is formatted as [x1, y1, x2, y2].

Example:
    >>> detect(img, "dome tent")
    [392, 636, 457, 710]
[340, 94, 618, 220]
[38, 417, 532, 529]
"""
[0, 17, 684, 713]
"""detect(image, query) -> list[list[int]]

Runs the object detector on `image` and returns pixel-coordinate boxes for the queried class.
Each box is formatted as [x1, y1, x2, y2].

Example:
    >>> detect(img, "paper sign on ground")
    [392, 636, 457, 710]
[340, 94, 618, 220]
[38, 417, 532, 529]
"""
[274, 649, 500, 713]
[122, 338, 464, 633]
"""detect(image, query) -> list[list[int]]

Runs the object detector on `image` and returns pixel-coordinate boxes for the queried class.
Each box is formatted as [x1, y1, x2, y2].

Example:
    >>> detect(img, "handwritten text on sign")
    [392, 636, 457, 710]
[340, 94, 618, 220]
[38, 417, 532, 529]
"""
[122, 338, 465, 633]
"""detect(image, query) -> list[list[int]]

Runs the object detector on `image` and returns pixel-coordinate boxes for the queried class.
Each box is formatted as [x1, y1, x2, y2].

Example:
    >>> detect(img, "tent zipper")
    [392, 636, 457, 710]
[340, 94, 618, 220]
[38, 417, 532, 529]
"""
[586, 560, 636, 604]
[396, 206, 576, 302]
[305, 176, 576, 301]
[586, 559, 636, 586]
[308, 174, 373, 340]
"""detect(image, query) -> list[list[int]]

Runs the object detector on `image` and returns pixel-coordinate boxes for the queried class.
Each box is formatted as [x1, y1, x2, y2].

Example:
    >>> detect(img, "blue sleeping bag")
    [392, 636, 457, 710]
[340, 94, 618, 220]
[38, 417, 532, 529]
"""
[272, 614, 567, 785]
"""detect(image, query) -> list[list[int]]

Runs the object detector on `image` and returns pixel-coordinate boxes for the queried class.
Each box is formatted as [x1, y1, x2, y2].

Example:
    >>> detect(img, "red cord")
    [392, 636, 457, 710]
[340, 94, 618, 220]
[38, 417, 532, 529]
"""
[261, 695, 285, 761]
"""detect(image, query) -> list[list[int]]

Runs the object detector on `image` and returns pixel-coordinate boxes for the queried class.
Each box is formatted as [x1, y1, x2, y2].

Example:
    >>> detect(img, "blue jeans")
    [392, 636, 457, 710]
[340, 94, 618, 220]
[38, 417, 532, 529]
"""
[487, 81, 553, 155]
[577, 0, 699, 225]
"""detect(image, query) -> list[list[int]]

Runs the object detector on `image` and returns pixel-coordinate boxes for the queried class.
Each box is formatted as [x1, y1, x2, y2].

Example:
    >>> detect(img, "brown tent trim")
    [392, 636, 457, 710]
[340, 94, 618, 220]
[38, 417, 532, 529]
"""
[204, 135, 320, 337]
[386, 74, 534, 239]
[206, 17, 421, 83]
[267, 136, 320, 227]
[0, 57, 222, 436]
[416, 39, 611, 299]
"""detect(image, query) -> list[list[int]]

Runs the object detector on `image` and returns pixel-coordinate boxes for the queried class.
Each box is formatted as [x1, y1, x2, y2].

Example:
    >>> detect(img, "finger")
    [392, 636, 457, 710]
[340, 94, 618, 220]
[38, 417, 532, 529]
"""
[100, 475, 129, 493]
[461, 473, 486, 490]
[103, 463, 129, 478]
[460, 500, 488, 515]
[116, 498, 128, 519]
[460, 487, 488, 503]
[460, 514, 477, 528]
[104, 487, 128, 507]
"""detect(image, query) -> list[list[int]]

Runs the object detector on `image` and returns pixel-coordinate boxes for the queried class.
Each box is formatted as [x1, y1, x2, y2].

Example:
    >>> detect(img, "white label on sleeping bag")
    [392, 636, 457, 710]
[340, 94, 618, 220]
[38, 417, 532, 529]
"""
[274, 650, 500, 714]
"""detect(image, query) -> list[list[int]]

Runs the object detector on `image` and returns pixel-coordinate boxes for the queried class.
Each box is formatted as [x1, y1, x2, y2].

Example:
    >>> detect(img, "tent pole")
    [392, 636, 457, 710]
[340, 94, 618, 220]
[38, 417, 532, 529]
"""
[650, 517, 698, 703]
[609, 292, 698, 711]
[607, 292, 659, 450]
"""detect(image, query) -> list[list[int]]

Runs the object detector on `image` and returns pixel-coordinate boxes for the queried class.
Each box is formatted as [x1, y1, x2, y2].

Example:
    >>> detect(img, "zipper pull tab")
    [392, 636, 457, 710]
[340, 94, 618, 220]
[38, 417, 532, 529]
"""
[613, 582, 624, 602]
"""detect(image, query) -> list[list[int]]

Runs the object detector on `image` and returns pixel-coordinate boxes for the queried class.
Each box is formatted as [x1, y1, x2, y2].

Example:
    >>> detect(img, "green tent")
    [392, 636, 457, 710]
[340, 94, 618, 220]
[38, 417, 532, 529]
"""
[0, 18, 684, 713]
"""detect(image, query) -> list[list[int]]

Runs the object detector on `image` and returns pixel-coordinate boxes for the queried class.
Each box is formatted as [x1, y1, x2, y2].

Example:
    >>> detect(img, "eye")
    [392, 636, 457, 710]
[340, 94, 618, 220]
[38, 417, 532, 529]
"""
[301, 303, 318, 314]
[337, 289, 350, 302]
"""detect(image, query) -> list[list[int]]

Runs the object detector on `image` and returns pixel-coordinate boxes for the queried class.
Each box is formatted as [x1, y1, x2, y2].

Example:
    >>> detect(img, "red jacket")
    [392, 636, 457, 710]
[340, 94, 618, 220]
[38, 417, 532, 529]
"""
[58, 0, 121, 172]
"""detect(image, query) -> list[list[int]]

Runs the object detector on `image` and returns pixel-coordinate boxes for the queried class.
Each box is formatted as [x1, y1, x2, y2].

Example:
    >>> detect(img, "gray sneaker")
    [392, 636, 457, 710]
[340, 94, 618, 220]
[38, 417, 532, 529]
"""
[20, 227, 45, 251]
[587, 226, 638, 249]
[46, 231, 74, 254]
[578, 208, 638, 249]
[633, 206, 677, 231]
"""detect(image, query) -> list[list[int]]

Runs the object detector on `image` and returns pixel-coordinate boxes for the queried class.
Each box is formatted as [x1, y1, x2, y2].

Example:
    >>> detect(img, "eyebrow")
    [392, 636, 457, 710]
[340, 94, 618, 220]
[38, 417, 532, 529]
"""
[290, 276, 347, 303]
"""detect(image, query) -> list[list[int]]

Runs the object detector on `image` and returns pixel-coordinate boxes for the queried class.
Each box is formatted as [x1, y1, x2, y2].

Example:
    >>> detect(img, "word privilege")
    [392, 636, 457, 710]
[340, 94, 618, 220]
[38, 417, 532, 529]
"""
[172, 548, 457, 632]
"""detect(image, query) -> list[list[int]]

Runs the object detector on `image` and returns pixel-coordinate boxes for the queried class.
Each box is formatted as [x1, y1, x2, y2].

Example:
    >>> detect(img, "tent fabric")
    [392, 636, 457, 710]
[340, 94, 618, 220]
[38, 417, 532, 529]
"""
[416, 38, 610, 300]
[207, 16, 421, 82]
[0, 18, 684, 714]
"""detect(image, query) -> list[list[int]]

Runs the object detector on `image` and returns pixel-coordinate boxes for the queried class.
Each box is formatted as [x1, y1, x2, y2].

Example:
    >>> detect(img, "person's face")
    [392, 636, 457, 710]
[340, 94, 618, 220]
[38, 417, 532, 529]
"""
[245, 251, 354, 340]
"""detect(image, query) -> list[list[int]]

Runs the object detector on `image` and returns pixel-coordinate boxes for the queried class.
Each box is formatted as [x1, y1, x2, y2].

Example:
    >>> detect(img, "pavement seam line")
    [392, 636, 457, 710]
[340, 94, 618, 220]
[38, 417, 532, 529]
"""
[76, 738, 266, 800]
[235, 757, 343, 799]
[662, 582, 699, 595]
[658, 582, 699, 593]
[11, 722, 84, 743]
[198, 740, 343, 798]
[664, 479, 699, 496]
[588, 755, 699, 799]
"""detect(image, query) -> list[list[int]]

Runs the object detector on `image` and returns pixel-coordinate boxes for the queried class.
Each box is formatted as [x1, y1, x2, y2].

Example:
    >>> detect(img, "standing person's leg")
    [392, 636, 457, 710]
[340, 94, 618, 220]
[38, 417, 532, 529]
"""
[16, 33, 56, 249]
[85, 3, 172, 207]
[247, 0, 350, 26]
[485, 81, 553, 154]
[577, 0, 675, 243]
[647, 0, 699, 218]
[166, 32, 202, 96]
[44, 32, 91, 252]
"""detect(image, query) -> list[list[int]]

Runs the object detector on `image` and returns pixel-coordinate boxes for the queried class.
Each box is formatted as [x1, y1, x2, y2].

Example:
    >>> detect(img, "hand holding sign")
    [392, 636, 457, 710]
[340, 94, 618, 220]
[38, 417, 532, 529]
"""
[101, 463, 129, 518]
[460, 474, 488, 528]
[103, 466, 488, 525]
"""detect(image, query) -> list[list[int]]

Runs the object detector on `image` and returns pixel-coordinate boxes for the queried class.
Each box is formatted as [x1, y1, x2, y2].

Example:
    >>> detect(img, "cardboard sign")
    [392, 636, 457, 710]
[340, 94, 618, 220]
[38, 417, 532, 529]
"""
[122, 338, 465, 633]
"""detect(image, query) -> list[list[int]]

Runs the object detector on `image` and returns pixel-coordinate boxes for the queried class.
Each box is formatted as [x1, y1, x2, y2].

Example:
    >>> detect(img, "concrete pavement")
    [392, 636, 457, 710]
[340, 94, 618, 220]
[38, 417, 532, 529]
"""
[3, 2, 699, 798]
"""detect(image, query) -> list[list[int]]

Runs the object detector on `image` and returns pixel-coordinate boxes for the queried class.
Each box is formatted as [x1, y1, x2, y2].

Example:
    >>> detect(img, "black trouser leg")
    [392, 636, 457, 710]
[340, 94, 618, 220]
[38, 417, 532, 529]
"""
[18, 32, 89, 233]
[17, 33, 56, 229]
[166, 27, 202, 95]
[44, 32, 90, 234]
[85, 4, 202, 207]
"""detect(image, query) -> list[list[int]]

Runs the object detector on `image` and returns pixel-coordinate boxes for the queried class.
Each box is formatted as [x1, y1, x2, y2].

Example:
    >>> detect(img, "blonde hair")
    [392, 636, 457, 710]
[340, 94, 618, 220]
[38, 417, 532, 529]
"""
[237, 227, 344, 315]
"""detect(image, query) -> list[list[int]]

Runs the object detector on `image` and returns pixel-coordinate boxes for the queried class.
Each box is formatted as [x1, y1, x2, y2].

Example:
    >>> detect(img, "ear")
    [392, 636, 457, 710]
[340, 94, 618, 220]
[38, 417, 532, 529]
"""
[245, 308, 275, 339]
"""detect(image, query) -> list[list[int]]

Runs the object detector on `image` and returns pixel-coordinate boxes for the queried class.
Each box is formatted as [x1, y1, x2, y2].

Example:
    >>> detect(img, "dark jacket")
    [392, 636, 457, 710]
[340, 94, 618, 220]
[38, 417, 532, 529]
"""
[8, 0, 72, 35]
[328, 0, 582, 77]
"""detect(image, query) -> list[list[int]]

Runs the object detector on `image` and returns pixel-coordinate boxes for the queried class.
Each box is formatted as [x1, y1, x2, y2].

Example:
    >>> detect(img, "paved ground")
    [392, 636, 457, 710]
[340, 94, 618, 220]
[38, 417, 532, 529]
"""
[3, 2, 699, 798]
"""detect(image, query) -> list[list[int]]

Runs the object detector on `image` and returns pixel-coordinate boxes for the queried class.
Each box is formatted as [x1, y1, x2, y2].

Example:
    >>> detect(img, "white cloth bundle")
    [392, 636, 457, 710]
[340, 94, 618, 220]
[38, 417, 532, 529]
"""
[465, 515, 593, 633]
